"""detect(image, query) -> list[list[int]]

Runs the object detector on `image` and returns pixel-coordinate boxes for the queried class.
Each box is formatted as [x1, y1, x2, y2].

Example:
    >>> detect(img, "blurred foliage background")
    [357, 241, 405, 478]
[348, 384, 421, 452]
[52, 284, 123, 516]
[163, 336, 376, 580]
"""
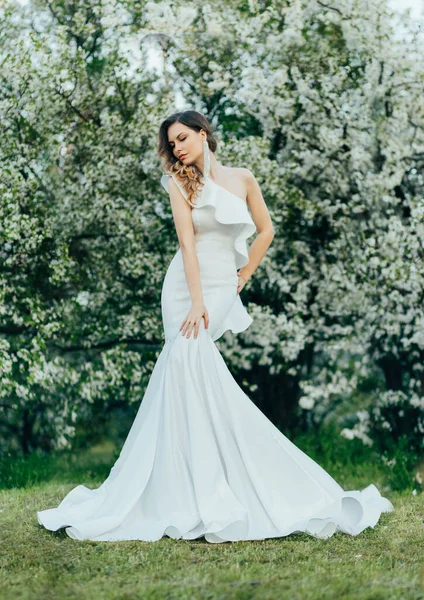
[0, 0, 423, 492]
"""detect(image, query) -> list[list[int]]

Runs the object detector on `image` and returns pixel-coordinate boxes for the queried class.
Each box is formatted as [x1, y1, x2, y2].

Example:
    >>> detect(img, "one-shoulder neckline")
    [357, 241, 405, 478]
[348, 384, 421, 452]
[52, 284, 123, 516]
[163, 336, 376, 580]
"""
[204, 176, 247, 206]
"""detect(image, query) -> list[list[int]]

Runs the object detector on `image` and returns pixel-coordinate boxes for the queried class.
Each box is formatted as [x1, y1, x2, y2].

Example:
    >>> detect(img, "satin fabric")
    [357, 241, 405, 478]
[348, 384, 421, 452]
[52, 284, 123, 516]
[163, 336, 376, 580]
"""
[36, 175, 394, 542]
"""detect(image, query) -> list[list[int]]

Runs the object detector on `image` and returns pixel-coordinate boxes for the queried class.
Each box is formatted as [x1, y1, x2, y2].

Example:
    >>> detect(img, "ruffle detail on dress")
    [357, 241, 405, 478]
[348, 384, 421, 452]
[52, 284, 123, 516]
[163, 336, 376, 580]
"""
[211, 294, 253, 342]
[196, 176, 256, 270]
[160, 173, 257, 270]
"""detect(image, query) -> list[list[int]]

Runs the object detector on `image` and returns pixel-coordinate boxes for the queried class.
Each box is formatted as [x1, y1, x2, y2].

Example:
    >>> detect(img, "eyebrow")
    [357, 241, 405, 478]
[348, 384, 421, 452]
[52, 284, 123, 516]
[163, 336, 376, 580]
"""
[168, 132, 186, 144]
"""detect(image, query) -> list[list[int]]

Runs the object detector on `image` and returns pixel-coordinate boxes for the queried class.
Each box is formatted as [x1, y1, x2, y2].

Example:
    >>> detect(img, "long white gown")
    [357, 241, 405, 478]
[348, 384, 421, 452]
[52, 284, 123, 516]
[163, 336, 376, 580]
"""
[36, 173, 394, 543]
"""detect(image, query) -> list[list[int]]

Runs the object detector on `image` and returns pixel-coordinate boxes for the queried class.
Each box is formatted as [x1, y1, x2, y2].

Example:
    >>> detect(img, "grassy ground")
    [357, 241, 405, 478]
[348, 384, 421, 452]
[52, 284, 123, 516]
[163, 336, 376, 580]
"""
[1, 439, 423, 600]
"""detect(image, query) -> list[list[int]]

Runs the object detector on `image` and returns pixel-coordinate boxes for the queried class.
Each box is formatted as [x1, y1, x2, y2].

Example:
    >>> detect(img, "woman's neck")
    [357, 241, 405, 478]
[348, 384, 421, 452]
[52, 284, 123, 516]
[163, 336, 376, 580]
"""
[208, 155, 224, 179]
[196, 151, 222, 179]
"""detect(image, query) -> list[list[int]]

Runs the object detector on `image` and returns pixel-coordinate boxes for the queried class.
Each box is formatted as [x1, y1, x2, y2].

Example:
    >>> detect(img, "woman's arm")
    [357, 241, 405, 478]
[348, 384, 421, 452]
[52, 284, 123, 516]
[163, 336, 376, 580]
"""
[167, 177, 209, 338]
[237, 169, 274, 290]
[168, 178, 203, 304]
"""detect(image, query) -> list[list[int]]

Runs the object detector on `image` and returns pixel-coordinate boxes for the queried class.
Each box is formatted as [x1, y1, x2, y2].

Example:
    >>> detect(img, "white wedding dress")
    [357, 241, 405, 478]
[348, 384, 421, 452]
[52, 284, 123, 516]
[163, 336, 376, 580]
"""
[36, 174, 394, 543]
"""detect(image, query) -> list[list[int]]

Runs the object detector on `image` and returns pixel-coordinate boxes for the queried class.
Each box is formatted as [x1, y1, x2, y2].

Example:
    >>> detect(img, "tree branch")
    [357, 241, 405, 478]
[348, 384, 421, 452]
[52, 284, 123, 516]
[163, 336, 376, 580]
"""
[316, 1, 344, 17]
[52, 338, 162, 354]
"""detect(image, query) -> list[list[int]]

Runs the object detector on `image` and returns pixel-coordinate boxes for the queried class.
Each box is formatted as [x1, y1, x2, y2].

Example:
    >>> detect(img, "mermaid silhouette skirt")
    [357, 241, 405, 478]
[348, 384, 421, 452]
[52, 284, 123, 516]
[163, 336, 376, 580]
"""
[36, 175, 394, 542]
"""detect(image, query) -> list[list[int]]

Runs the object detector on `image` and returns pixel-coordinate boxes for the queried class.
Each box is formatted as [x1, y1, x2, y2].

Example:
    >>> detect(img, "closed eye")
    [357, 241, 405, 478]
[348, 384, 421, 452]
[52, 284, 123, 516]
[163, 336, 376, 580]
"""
[170, 137, 186, 147]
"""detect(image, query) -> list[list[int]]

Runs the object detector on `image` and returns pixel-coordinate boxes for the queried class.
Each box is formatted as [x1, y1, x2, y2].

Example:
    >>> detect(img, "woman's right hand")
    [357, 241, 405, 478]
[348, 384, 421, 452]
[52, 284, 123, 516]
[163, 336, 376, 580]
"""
[180, 301, 209, 339]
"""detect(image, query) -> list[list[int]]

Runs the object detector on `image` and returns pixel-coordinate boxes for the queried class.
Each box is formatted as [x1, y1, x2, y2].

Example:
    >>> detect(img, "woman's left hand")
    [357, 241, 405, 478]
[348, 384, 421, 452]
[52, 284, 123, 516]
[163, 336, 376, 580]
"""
[237, 272, 249, 294]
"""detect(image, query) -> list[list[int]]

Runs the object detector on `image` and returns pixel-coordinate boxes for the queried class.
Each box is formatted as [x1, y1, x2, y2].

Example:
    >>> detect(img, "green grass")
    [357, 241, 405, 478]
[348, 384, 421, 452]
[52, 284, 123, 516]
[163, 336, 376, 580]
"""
[1, 440, 423, 600]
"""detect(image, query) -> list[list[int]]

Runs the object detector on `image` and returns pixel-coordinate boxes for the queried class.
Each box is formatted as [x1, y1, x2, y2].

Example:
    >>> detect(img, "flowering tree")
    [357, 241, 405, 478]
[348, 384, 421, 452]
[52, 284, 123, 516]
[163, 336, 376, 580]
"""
[1, 0, 177, 453]
[1, 0, 423, 488]
[147, 0, 424, 485]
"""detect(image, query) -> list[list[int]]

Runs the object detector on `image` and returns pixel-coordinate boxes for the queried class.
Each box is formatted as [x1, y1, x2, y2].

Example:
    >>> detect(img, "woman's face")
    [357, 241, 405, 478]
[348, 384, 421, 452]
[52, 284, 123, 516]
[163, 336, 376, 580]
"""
[167, 123, 205, 165]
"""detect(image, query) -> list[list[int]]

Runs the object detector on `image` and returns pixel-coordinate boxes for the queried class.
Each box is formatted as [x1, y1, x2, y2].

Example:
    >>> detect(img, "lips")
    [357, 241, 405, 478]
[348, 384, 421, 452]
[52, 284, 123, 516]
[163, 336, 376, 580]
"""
[179, 153, 187, 160]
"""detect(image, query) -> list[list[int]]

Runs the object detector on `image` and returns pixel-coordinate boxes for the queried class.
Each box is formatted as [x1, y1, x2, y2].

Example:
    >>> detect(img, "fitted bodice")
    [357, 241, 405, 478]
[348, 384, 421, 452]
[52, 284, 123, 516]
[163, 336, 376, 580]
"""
[192, 204, 243, 249]
[160, 174, 256, 269]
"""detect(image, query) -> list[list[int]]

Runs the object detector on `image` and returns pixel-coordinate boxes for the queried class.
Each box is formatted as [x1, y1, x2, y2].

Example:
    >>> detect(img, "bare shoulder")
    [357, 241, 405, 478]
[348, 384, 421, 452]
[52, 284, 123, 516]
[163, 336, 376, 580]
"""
[223, 166, 255, 183]
[221, 166, 262, 206]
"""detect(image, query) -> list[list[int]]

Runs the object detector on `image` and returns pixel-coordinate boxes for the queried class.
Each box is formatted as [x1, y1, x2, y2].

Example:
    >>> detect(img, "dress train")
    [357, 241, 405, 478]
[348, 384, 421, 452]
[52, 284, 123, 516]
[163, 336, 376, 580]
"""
[36, 173, 394, 542]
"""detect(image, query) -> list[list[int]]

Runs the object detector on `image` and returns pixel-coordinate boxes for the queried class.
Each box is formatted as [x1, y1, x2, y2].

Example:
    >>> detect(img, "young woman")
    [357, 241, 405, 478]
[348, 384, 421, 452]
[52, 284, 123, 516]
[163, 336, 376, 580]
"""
[37, 110, 394, 543]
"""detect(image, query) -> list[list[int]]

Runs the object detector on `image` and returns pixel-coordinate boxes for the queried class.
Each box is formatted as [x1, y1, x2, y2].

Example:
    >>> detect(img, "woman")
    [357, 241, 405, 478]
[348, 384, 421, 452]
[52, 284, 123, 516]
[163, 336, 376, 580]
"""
[37, 110, 394, 543]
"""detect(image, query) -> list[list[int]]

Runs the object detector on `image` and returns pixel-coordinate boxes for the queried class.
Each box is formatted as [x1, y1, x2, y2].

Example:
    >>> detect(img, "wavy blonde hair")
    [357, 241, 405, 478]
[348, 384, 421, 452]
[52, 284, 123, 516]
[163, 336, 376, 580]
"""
[157, 110, 217, 207]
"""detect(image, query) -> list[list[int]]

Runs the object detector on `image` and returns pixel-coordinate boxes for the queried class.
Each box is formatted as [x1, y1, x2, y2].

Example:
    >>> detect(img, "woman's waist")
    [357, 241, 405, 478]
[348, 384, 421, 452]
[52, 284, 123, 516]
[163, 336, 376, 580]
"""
[165, 247, 238, 288]
[171, 240, 237, 269]
[194, 233, 235, 249]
